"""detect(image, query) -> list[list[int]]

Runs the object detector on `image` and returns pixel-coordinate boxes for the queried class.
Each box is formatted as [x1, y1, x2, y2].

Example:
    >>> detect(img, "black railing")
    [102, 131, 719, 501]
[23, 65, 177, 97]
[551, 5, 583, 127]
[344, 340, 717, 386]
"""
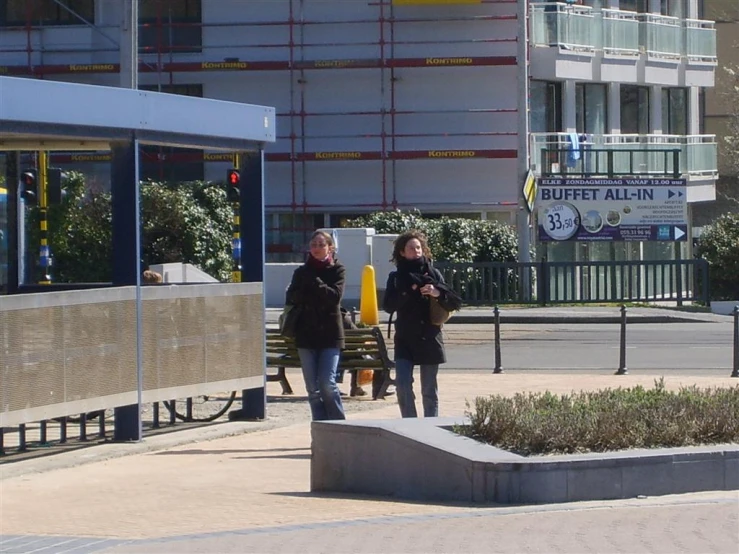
[541, 147, 681, 178]
[435, 259, 710, 306]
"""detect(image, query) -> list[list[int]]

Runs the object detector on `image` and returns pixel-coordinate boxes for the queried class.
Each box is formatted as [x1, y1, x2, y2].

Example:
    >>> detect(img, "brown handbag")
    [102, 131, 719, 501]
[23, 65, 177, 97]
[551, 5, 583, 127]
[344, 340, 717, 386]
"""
[429, 297, 452, 326]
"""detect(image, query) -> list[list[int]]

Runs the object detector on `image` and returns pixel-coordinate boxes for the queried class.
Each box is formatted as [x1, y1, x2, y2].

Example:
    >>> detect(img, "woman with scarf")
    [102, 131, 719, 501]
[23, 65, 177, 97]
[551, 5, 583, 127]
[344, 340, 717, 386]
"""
[285, 230, 346, 421]
[383, 230, 458, 418]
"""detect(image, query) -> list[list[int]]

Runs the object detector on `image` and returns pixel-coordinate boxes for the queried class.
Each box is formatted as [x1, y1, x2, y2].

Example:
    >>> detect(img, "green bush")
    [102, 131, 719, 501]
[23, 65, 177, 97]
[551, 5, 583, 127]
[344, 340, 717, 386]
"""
[457, 378, 739, 455]
[29, 173, 233, 282]
[345, 209, 429, 236]
[698, 213, 739, 300]
[344, 210, 520, 263]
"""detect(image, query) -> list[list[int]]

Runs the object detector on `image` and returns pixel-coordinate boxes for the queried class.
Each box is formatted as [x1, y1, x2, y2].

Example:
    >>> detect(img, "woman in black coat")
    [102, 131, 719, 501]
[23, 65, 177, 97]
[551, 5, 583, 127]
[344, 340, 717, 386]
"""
[285, 231, 346, 421]
[383, 230, 458, 418]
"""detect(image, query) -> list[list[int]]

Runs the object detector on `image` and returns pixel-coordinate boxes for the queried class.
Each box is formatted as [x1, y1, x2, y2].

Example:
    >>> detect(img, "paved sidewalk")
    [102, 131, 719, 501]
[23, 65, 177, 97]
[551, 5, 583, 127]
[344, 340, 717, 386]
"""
[1, 371, 738, 553]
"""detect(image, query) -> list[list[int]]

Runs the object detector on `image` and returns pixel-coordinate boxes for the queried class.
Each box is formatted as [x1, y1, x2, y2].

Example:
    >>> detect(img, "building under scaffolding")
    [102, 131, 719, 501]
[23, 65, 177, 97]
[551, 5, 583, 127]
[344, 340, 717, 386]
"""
[0, 0, 719, 262]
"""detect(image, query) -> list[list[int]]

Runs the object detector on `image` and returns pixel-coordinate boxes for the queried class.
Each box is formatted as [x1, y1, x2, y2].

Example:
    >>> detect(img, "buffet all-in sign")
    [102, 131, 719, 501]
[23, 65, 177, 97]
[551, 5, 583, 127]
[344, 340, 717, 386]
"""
[536, 177, 688, 242]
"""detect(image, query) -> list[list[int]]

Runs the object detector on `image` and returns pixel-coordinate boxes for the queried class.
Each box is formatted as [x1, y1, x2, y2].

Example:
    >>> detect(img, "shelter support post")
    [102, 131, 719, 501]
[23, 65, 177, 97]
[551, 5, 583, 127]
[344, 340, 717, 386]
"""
[111, 137, 143, 441]
[230, 150, 267, 421]
[5, 151, 20, 293]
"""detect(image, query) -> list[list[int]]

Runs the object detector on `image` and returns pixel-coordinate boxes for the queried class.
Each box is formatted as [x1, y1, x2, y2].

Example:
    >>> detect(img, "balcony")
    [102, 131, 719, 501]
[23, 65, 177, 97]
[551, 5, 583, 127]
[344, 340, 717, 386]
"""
[530, 3, 716, 62]
[530, 133, 718, 180]
[685, 19, 718, 63]
[600, 9, 640, 57]
[530, 3, 596, 52]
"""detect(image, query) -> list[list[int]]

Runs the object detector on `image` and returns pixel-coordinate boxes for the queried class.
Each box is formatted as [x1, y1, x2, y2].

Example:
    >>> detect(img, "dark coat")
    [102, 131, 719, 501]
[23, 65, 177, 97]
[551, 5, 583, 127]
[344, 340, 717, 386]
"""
[285, 260, 345, 350]
[382, 259, 457, 366]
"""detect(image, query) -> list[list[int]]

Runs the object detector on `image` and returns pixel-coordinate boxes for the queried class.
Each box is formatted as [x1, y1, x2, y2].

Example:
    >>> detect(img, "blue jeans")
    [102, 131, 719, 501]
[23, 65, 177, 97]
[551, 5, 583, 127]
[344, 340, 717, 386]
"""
[298, 348, 345, 421]
[394, 358, 439, 418]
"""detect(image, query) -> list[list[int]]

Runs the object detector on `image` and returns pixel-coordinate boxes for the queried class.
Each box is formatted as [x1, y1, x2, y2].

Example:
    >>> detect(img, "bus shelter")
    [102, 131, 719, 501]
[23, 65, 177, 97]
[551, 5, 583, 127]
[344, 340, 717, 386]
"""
[0, 76, 275, 441]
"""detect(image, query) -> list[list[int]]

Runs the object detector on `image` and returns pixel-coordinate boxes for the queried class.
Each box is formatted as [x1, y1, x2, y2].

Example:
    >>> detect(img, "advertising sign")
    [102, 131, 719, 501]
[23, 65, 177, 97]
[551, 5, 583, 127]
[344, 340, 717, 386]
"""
[536, 177, 688, 242]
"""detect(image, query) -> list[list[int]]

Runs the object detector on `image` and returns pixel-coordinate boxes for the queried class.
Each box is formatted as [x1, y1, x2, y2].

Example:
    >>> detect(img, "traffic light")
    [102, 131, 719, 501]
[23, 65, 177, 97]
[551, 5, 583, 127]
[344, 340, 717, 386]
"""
[47, 167, 65, 205]
[21, 169, 38, 203]
[226, 168, 240, 202]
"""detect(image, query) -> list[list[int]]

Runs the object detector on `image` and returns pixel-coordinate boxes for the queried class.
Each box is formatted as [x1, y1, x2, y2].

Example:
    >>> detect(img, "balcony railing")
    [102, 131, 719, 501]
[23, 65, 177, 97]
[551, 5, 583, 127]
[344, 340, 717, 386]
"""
[530, 3, 596, 52]
[529, 3, 716, 63]
[601, 9, 640, 56]
[643, 14, 681, 59]
[685, 19, 717, 62]
[530, 133, 718, 178]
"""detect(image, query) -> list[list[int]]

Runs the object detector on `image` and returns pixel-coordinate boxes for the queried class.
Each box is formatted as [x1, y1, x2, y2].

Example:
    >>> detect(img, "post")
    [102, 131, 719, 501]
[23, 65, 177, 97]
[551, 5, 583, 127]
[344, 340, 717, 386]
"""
[731, 306, 738, 378]
[119, 0, 138, 89]
[231, 153, 242, 283]
[538, 256, 549, 306]
[672, 149, 680, 179]
[615, 304, 628, 375]
[607, 150, 614, 177]
[5, 151, 20, 293]
[516, 0, 531, 265]
[37, 151, 51, 284]
[229, 150, 267, 421]
[675, 243, 683, 307]
[111, 137, 143, 442]
[493, 305, 503, 374]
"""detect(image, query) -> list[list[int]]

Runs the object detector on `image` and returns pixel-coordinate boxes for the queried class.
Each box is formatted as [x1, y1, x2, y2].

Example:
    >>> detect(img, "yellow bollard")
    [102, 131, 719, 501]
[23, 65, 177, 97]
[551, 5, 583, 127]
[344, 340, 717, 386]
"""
[359, 264, 379, 326]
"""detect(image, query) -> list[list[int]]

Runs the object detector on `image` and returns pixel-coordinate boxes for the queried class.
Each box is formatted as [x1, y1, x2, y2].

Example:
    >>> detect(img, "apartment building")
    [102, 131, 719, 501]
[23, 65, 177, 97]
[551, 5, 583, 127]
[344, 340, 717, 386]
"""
[0, 0, 718, 264]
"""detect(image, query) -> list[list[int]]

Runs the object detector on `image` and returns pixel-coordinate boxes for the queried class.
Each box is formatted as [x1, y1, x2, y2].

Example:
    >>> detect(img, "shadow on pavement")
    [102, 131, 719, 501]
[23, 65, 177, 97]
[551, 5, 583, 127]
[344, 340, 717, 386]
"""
[153, 446, 309, 456]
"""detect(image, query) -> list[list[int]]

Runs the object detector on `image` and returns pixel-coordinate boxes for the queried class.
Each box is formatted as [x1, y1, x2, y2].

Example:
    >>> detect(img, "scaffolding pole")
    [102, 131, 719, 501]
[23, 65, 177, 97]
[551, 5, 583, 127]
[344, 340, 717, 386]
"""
[119, 0, 138, 89]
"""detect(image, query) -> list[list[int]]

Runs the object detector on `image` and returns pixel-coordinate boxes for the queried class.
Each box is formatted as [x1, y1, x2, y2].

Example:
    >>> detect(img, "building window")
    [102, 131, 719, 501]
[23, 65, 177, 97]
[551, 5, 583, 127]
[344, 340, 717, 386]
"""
[267, 213, 325, 262]
[621, 85, 650, 134]
[530, 81, 562, 134]
[576, 83, 608, 135]
[139, 0, 202, 54]
[618, 0, 647, 13]
[1, 0, 94, 26]
[661, 0, 686, 18]
[140, 84, 204, 183]
[661, 88, 688, 135]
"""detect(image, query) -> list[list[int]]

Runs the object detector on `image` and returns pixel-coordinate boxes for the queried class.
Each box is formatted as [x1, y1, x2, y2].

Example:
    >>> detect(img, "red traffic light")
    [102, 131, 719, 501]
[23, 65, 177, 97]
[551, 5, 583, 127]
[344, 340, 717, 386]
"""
[227, 169, 240, 185]
[22, 170, 37, 186]
[21, 170, 38, 203]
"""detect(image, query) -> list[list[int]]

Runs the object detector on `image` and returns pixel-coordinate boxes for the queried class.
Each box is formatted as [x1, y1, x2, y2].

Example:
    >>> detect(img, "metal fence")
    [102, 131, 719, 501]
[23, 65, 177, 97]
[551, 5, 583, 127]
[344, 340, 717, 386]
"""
[435, 259, 709, 306]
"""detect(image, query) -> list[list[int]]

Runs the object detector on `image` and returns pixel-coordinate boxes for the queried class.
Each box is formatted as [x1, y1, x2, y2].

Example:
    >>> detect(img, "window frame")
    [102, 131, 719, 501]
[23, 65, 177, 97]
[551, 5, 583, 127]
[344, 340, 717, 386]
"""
[138, 0, 203, 54]
[576, 83, 609, 135]
[139, 84, 205, 183]
[1, 0, 94, 27]
[620, 85, 650, 135]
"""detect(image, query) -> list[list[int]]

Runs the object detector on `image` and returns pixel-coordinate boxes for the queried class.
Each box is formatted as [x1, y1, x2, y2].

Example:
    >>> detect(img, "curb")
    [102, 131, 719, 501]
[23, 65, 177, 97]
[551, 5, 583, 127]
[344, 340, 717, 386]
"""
[447, 315, 707, 325]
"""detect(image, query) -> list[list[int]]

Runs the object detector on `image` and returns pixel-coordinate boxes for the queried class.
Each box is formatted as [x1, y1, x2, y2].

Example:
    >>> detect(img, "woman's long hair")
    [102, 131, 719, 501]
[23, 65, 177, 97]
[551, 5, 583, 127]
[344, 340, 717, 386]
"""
[390, 230, 432, 265]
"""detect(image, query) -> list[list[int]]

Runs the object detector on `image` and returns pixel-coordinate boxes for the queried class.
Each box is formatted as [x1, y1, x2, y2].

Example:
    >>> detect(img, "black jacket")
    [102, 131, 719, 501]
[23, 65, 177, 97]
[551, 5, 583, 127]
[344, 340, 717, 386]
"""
[382, 258, 457, 365]
[285, 260, 345, 350]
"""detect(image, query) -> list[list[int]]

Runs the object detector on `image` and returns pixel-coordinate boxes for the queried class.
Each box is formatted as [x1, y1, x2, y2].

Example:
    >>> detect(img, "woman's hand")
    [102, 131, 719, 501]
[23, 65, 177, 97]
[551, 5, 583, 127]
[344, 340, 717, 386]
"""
[420, 284, 440, 298]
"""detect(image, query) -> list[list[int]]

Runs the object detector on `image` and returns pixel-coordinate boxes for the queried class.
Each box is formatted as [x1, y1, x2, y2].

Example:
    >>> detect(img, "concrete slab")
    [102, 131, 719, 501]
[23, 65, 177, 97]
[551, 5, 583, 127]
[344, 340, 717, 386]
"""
[312, 417, 739, 504]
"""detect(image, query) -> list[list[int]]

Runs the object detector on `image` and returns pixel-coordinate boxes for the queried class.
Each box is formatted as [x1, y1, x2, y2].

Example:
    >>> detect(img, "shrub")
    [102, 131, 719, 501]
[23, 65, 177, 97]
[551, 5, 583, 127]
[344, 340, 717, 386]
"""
[28, 174, 233, 282]
[345, 209, 429, 236]
[344, 210, 520, 263]
[457, 378, 739, 455]
[697, 213, 739, 300]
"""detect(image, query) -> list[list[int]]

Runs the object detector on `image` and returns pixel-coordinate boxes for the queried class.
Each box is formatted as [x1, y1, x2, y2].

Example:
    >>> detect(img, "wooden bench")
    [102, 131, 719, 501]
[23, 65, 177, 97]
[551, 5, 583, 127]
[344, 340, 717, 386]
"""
[266, 327, 395, 400]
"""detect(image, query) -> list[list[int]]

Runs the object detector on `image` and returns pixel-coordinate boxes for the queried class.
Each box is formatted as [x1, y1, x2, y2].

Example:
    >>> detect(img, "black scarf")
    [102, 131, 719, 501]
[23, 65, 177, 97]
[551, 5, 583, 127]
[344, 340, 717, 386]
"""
[396, 256, 438, 290]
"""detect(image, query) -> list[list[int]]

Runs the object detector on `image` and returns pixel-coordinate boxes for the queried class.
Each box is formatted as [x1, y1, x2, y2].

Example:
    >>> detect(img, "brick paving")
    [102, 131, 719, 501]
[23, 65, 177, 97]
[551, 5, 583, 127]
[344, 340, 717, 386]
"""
[1, 371, 738, 553]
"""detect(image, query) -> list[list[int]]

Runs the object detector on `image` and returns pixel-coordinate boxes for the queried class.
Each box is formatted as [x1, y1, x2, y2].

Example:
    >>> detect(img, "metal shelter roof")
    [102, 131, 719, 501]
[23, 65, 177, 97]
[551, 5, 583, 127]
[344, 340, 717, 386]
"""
[0, 76, 275, 151]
